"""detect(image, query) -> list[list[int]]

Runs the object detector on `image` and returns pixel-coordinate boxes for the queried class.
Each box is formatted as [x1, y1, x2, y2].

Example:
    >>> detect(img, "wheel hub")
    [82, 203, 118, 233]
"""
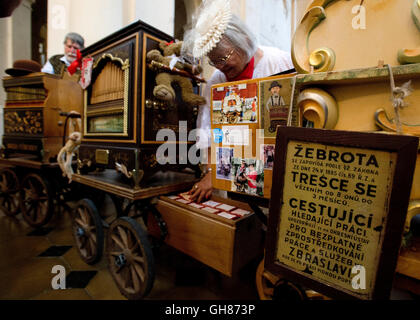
[76, 227, 85, 237]
[115, 254, 127, 268]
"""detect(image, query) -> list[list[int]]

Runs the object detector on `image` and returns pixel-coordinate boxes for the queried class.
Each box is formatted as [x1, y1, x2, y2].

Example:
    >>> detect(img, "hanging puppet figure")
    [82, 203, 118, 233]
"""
[57, 111, 82, 182]
[58, 131, 82, 182]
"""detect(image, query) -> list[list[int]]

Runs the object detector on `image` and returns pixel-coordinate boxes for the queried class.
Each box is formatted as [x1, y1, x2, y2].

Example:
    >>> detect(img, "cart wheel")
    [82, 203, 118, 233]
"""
[107, 217, 155, 300]
[228, 114, 236, 124]
[72, 199, 104, 265]
[20, 173, 54, 228]
[256, 259, 307, 300]
[0, 168, 20, 216]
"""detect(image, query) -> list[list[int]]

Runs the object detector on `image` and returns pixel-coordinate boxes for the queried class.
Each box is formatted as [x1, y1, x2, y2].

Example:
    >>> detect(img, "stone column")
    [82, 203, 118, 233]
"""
[0, 0, 34, 144]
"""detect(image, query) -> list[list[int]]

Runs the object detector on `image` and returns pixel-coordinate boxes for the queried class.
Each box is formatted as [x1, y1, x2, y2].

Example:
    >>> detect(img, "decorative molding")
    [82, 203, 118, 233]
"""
[375, 108, 420, 136]
[291, 4, 336, 74]
[398, 0, 420, 64]
[296, 87, 338, 129]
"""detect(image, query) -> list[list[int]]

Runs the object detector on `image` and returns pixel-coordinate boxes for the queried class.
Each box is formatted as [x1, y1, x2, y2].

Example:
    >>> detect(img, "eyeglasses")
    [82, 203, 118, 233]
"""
[208, 49, 235, 68]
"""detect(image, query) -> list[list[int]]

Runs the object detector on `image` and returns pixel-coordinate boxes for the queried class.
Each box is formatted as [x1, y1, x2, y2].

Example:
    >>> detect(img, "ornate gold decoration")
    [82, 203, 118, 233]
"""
[95, 149, 110, 165]
[93, 53, 129, 70]
[131, 169, 144, 189]
[309, 47, 336, 73]
[397, 49, 420, 65]
[291, 3, 336, 74]
[4, 110, 43, 134]
[296, 88, 338, 129]
[143, 153, 158, 168]
[115, 162, 133, 178]
[398, 0, 420, 64]
[374, 108, 420, 136]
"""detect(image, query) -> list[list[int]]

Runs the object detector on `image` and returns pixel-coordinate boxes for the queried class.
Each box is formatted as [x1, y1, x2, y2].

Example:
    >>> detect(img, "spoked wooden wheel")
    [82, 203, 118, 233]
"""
[0, 168, 20, 216]
[72, 199, 104, 264]
[107, 217, 155, 300]
[20, 173, 54, 228]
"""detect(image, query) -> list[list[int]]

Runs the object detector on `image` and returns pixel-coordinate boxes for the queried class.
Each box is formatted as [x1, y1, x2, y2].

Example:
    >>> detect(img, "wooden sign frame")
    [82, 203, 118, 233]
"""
[265, 127, 418, 300]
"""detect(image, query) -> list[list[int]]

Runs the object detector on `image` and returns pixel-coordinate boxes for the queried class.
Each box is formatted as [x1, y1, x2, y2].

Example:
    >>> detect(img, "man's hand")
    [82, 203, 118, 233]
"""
[188, 171, 212, 203]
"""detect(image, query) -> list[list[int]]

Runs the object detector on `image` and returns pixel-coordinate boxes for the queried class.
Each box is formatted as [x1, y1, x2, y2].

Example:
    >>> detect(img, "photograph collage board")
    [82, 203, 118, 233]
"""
[210, 74, 295, 199]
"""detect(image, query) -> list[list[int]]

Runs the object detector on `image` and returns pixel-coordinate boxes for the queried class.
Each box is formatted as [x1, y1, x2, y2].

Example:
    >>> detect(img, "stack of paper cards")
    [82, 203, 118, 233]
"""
[179, 192, 193, 201]
[167, 195, 180, 200]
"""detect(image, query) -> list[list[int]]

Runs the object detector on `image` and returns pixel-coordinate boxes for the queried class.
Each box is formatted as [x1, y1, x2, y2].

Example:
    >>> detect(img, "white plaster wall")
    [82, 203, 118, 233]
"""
[134, 0, 175, 36]
[0, 17, 11, 145]
[0, 0, 33, 145]
[244, 0, 292, 52]
[46, 0, 174, 59]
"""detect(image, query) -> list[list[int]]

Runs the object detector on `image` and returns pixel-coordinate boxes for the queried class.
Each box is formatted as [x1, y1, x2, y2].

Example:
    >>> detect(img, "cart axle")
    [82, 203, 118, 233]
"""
[115, 254, 127, 268]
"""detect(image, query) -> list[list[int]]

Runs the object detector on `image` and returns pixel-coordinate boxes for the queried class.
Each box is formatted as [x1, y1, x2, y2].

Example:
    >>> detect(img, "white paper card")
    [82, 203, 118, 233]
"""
[202, 200, 221, 207]
[202, 207, 220, 214]
[176, 198, 191, 204]
[189, 203, 204, 209]
[222, 126, 249, 146]
[231, 208, 251, 216]
[216, 204, 236, 212]
[218, 212, 236, 219]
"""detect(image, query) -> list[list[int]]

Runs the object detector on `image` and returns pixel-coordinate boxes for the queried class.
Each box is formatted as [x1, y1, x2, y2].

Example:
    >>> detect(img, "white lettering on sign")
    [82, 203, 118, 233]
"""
[352, 5, 366, 30]
[51, 265, 66, 290]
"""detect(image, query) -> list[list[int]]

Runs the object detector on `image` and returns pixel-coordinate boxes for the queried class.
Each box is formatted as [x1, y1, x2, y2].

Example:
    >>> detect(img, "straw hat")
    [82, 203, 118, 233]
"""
[5, 60, 42, 77]
[192, 0, 232, 58]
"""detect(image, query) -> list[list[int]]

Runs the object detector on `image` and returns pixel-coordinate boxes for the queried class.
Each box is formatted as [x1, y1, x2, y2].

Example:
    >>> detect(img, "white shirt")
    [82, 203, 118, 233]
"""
[41, 55, 72, 74]
[196, 46, 294, 149]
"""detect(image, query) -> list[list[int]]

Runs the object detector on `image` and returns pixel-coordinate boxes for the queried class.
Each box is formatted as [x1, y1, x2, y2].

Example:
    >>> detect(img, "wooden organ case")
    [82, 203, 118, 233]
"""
[78, 20, 199, 187]
[1, 73, 83, 162]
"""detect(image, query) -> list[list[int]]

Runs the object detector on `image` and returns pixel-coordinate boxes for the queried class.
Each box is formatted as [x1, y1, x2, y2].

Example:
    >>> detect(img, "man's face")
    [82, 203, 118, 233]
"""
[64, 39, 81, 63]
[208, 43, 248, 80]
[270, 86, 280, 95]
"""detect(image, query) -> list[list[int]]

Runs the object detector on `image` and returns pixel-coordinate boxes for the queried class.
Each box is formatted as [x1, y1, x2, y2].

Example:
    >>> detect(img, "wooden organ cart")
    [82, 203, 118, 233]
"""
[246, 0, 420, 299]
[69, 20, 263, 300]
[0, 72, 83, 227]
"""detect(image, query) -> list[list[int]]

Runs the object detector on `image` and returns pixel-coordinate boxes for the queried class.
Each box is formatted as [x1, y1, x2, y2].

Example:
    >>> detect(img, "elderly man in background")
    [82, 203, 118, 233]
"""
[41, 32, 85, 75]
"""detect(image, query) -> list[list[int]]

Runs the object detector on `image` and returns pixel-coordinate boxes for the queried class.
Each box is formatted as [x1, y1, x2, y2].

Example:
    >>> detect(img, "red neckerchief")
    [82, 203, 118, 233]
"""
[67, 49, 82, 75]
[227, 56, 255, 81]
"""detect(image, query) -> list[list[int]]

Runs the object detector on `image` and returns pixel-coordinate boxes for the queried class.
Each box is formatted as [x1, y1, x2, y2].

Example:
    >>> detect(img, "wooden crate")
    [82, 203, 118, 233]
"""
[149, 195, 264, 277]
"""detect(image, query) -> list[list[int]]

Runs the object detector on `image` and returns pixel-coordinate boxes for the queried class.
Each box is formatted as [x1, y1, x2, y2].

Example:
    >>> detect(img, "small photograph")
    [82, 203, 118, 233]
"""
[216, 147, 234, 180]
[231, 158, 264, 196]
[222, 125, 249, 146]
[212, 82, 258, 124]
[261, 144, 275, 169]
[260, 78, 292, 137]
